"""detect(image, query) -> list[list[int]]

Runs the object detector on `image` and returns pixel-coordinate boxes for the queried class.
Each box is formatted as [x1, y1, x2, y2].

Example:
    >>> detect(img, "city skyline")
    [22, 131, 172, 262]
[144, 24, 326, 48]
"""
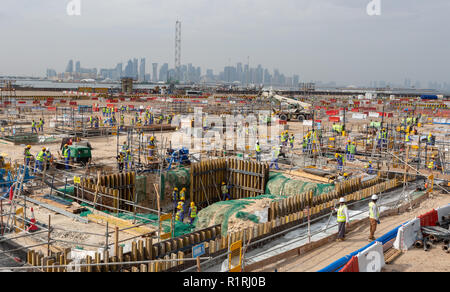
[1, 0, 450, 87]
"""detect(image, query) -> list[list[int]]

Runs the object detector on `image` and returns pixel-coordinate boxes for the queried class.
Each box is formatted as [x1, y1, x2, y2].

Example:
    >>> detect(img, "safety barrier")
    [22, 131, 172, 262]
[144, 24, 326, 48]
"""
[339, 256, 358, 272]
[322, 203, 450, 272]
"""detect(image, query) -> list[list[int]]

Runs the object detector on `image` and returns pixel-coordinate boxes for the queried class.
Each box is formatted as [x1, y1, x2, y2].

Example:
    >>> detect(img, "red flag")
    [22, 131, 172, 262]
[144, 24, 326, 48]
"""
[9, 186, 14, 201]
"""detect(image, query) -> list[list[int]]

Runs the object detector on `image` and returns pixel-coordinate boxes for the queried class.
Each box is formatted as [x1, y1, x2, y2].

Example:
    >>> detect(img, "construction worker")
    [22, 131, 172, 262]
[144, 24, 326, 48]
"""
[31, 120, 37, 134]
[302, 136, 307, 153]
[365, 161, 375, 175]
[148, 135, 156, 158]
[45, 149, 53, 170]
[35, 147, 47, 172]
[221, 182, 231, 201]
[405, 132, 411, 144]
[189, 202, 197, 225]
[427, 133, 433, 146]
[428, 159, 435, 172]
[38, 118, 44, 132]
[125, 150, 132, 170]
[120, 115, 125, 130]
[94, 117, 99, 128]
[333, 197, 349, 242]
[172, 187, 179, 211]
[255, 141, 261, 162]
[90, 116, 94, 128]
[121, 141, 129, 154]
[343, 173, 349, 181]
[289, 134, 295, 149]
[175, 204, 184, 222]
[368, 195, 380, 241]
[24, 145, 33, 167]
[349, 142, 356, 161]
[26, 208, 39, 232]
[335, 153, 344, 172]
[116, 152, 125, 173]
[63, 144, 71, 170]
[269, 146, 280, 170]
[345, 140, 351, 160]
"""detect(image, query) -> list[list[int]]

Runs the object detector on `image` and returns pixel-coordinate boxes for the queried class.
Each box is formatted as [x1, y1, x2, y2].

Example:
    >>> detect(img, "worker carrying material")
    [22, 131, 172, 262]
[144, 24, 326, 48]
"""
[368, 195, 380, 241]
[189, 202, 197, 225]
[333, 197, 349, 242]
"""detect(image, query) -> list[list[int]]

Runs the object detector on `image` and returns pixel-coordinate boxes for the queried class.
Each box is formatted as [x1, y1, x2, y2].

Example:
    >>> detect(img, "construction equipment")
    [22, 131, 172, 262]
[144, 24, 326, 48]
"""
[58, 145, 91, 166]
[166, 147, 190, 170]
[261, 88, 313, 122]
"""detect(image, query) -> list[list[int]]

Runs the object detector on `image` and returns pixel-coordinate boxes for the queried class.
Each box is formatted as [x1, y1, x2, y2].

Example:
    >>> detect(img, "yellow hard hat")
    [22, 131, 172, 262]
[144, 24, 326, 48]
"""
[174, 187, 178, 191]
[64, 144, 68, 147]
[222, 182, 226, 185]
[150, 136, 155, 140]
[26, 145, 31, 149]
[190, 202, 195, 207]
[177, 205, 182, 210]
[42, 147, 46, 151]
[344, 173, 348, 177]
[182, 187, 186, 191]
[335, 153, 339, 158]
[369, 161, 372, 163]
[347, 140, 351, 143]
[127, 150, 131, 153]
[352, 142, 356, 144]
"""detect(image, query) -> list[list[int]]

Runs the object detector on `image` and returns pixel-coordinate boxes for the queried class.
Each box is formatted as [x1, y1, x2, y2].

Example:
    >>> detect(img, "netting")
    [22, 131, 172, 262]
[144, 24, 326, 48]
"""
[265, 172, 334, 197]
[235, 211, 259, 223]
[79, 209, 194, 237]
[195, 194, 280, 235]
[161, 167, 190, 201]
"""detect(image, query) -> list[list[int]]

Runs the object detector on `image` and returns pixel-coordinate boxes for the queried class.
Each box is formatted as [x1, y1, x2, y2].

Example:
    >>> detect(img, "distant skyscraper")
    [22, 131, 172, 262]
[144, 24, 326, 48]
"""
[139, 58, 146, 82]
[152, 63, 158, 82]
[293, 75, 299, 87]
[75, 61, 81, 73]
[159, 63, 169, 82]
[124, 60, 133, 78]
[65, 60, 74, 73]
[133, 58, 138, 80]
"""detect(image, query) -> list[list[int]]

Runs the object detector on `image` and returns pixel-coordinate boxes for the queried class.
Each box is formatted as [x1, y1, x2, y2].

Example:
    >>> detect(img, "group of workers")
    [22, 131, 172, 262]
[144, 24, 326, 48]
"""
[23, 144, 71, 171]
[333, 194, 380, 242]
[171, 187, 197, 225]
[31, 118, 45, 134]
[117, 141, 133, 171]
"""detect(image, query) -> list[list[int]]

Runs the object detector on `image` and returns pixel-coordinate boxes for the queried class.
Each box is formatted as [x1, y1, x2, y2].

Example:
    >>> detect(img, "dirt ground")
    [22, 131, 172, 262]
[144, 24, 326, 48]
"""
[251, 192, 450, 272]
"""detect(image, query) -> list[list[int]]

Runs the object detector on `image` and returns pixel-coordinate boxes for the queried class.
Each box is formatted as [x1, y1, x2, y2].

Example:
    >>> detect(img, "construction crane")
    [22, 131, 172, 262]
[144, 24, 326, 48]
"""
[260, 87, 313, 122]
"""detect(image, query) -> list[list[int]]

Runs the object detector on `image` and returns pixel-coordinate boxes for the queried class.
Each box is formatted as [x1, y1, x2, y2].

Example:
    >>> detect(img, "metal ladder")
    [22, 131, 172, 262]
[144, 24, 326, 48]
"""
[5, 166, 26, 233]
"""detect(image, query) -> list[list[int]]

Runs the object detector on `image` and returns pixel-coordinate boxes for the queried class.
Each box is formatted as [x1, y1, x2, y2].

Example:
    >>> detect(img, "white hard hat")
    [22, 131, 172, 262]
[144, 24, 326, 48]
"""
[372, 195, 378, 200]
[339, 198, 345, 203]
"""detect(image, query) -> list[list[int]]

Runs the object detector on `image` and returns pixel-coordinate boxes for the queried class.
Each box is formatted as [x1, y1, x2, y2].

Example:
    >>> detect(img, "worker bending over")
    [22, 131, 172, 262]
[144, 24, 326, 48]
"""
[221, 182, 231, 201]
[368, 195, 380, 241]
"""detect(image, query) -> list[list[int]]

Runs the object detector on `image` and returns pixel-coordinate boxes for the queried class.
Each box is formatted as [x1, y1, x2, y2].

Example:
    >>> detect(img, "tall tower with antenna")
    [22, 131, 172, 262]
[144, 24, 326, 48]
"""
[175, 20, 182, 81]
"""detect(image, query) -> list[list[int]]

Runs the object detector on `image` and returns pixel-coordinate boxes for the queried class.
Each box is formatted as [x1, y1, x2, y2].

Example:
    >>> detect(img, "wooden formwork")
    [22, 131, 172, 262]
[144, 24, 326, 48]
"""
[27, 224, 222, 272]
[268, 176, 405, 221]
[77, 172, 136, 212]
[189, 158, 269, 205]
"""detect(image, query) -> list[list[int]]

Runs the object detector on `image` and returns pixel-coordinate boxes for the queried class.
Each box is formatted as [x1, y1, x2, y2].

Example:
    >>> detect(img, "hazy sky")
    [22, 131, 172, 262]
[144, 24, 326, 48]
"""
[1, 0, 449, 85]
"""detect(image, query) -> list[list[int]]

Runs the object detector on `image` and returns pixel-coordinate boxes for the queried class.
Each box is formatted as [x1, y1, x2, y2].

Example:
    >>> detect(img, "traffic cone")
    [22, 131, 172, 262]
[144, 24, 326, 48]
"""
[27, 208, 38, 232]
